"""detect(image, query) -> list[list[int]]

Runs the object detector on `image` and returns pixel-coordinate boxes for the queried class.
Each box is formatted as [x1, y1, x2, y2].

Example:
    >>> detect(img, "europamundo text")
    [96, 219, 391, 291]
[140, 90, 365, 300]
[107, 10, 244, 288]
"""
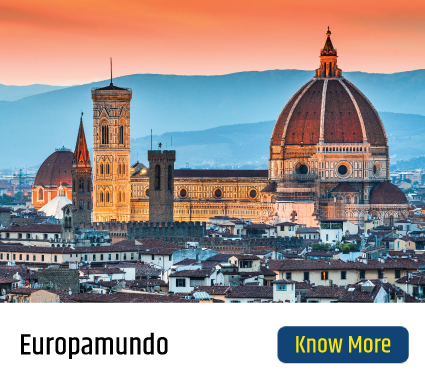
[21, 334, 168, 359]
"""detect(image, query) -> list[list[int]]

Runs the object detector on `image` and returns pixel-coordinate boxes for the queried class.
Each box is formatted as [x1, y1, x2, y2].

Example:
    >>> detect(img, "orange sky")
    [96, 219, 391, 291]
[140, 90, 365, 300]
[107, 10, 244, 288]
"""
[1, 0, 425, 85]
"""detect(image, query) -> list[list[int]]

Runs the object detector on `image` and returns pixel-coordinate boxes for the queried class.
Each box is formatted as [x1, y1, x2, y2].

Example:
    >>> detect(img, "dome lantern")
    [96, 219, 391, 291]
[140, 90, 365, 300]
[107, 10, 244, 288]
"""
[315, 27, 342, 78]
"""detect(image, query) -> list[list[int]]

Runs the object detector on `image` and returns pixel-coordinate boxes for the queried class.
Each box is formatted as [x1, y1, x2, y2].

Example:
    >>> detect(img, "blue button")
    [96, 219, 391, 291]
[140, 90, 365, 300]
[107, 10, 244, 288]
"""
[278, 326, 409, 363]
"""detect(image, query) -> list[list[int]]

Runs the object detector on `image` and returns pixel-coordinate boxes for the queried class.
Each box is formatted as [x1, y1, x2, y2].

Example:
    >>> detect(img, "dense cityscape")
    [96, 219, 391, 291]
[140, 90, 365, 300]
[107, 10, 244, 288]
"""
[1, 29, 424, 304]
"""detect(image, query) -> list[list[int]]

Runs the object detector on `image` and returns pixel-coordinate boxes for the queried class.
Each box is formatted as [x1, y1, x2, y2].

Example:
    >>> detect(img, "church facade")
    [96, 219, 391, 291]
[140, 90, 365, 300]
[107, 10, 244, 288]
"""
[89, 28, 408, 227]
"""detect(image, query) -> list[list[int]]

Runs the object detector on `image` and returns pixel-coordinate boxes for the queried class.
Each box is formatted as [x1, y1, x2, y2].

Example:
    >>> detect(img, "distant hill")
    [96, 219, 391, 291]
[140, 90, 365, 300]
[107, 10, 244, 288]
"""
[0, 84, 66, 102]
[130, 112, 425, 169]
[2, 69, 425, 168]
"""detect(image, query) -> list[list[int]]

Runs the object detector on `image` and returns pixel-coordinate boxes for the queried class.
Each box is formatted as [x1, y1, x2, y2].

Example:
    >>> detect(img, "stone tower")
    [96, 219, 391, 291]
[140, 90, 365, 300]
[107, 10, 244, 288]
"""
[148, 148, 176, 222]
[91, 78, 132, 223]
[71, 114, 92, 226]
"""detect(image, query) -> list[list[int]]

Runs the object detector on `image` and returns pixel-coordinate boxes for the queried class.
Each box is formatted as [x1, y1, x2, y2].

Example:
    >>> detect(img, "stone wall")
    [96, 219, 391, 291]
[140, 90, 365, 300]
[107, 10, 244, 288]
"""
[38, 269, 79, 294]
[128, 221, 205, 239]
[87, 221, 206, 241]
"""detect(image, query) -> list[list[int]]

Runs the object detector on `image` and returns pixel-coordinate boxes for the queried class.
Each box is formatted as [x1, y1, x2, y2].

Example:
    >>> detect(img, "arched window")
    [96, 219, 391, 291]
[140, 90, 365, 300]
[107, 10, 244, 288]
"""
[102, 124, 109, 144]
[100, 163, 104, 175]
[106, 163, 110, 175]
[155, 165, 161, 190]
[119, 125, 124, 145]
[168, 165, 172, 191]
[118, 191, 122, 203]
[99, 191, 104, 203]
[38, 188, 43, 201]
[122, 191, 125, 203]
[79, 178, 84, 193]
[79, 200, 84, 210]
[118, 163, 121, 175]
[122, 164, 125, 175]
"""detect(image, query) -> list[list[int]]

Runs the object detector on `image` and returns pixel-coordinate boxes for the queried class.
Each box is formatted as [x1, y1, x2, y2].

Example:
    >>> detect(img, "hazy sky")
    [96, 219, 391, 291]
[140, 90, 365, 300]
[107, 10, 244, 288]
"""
[1, 0, 425, 85]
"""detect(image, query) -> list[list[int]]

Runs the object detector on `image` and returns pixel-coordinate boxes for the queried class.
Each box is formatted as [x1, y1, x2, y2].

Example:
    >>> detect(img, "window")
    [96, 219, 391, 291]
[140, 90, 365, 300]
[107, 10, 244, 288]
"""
[179, 188, 188, 198]
[169, 255, 172, 261]
[38, 188, 44, 201]
[33, 255, 36, 261]
[240, 260, 253, 269]
[116, 254, 119, 260]
[155, 165, 161, 190]
[106, 191, 110, 203]
[214, 188, 223, 198]
[100, 254, 104, 261]
[79, 200, 84, 210]
[79, 178, 84, 193]
[99, 191, 104, 203]
[249, 189, 257, 199]
[276, 284, 287, 291]
[18, 233, 22, 239]
[119, 125, 124, 144]
[341, 271, 347, 280]
[176, 279, 186, 287]
[151, 254, 155, 260]
[286, 272, 292, 280]
[19, 254, 22, 260]
[43, 234, 48, 240]
[0, 254, 2, 260]
[395, 270, 401, 278]
[131, 253, 134, 260]
[123, 253, 127, 260]
[54, 255, 57, 263]
[26, 255, 29, 261]
[108, 254, 111, 261]
[7, 254, 9, 260]
[106, 163, 110, 175]
[321, 271, 328, 280]
[230, 300, 241, 303]
[359, 270, 365, 280]
[13, 254, 15, 260]
[41, 255, 44, 262]
[168, 165, 172, 191]
[93, 255, 96, 261]
[138, 253, 141, 260]
[84, 254, 88, 261]
[26, 233, 30, 239]
[100, 163, 104, 175]
[378, 269, 383, 279]
[304, 271, 310, 281]
[102, 124, 109, 144]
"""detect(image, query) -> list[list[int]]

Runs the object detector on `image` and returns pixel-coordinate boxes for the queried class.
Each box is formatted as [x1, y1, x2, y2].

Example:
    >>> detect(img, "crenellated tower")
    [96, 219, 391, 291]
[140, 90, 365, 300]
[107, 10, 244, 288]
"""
[91, 75, 132, 223]
[71, 114, 92, 226]
[148, 148, 176, 222]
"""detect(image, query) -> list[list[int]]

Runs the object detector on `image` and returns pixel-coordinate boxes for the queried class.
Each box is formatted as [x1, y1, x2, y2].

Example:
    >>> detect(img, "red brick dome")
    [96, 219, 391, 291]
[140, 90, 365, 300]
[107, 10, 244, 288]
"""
[34, 148, 73, 187]
[270, 78, 387, 147]
[370, 182, 408, 205]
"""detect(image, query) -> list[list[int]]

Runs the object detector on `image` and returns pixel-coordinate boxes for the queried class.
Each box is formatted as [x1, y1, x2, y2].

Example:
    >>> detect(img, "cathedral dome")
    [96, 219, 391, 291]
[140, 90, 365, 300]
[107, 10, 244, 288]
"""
[270, 28, 387, 151]
[34, 148, 73, 187]
[270, 78, 387, 147]
[369, 182, 408, 205]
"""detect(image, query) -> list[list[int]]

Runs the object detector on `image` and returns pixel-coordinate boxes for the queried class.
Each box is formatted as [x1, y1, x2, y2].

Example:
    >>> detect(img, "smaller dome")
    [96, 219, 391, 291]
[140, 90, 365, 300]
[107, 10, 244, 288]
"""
[34, 148, 73, 187]
[370, 182, 408, 205]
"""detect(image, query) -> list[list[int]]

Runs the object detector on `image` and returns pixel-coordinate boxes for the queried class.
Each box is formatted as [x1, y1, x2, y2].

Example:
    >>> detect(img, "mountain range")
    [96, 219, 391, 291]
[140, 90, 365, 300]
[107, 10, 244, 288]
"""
[0, 84, 65, 102]
[2, 69, 425, 169]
